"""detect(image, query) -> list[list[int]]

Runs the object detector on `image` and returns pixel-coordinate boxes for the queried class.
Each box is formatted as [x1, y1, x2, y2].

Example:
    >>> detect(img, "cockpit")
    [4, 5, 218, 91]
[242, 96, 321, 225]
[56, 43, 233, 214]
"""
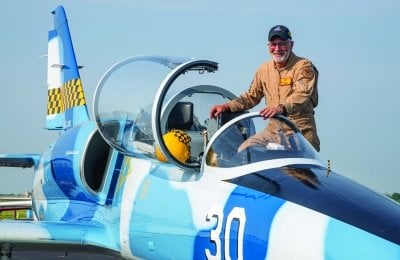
[93, 56, 323, 180]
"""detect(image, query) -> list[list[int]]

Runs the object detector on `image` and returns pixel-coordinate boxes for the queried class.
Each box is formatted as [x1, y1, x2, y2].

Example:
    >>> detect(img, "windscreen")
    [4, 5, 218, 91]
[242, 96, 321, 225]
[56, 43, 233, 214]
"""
[205, 114, 321, 168]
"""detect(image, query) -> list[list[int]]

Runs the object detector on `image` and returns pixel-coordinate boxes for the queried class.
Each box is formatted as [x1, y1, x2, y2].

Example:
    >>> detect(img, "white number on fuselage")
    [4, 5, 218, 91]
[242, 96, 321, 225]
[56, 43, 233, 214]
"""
[205, 206, 246, 260]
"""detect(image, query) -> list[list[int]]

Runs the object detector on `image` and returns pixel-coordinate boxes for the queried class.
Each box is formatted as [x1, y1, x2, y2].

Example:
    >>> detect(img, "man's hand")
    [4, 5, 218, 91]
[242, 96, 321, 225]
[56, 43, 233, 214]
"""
[209, 104, 229, 118]
[259, 105, 285, 119]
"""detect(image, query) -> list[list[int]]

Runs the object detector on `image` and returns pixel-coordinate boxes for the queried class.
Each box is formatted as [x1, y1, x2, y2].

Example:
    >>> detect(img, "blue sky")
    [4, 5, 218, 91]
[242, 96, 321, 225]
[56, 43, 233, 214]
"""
[0, 0, 399, 194]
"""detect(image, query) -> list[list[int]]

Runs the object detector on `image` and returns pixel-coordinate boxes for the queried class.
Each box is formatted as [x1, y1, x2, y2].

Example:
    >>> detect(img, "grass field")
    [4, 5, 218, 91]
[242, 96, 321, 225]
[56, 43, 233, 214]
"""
[0, 209, 32, 220]
[0, 209, 30, 220]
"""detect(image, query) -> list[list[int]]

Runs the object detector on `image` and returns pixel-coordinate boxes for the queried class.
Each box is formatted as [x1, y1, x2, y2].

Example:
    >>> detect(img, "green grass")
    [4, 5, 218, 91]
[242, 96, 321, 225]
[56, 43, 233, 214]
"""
[0, 209, 29, 220]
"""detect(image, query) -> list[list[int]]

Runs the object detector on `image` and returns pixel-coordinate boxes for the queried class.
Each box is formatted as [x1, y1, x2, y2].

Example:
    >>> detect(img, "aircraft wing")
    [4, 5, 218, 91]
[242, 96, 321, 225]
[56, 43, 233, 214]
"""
[0, 221, 119, 256]
[0, 154, 41, 168]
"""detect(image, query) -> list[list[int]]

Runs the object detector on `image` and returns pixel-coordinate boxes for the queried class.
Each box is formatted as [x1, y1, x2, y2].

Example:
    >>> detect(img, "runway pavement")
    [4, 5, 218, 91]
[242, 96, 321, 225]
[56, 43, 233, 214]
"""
[9, 251, 120, 259]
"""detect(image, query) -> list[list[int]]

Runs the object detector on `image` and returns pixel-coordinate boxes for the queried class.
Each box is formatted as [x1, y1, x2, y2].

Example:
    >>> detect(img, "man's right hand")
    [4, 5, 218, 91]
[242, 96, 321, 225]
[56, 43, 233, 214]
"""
[209, 104, 229, 118]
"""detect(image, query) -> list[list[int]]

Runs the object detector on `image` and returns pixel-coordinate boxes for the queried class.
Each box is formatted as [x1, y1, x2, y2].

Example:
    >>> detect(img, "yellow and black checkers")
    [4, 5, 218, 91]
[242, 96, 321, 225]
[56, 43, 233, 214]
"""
[47, 78, 86, 115]
[170, 129, 191, 145]
[155, 129, 191, 163]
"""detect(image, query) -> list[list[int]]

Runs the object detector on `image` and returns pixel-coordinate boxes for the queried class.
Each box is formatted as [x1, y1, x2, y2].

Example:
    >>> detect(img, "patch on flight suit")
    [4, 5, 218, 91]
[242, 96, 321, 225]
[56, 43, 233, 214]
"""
[280, 77, 292, 86]
[301, 67, 314, 79]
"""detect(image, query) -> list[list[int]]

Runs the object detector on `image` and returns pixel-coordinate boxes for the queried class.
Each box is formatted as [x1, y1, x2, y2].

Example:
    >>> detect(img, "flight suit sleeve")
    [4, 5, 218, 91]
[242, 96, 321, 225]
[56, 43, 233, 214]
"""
[282, 60, 318, 115]
[226, 72, 265, 112]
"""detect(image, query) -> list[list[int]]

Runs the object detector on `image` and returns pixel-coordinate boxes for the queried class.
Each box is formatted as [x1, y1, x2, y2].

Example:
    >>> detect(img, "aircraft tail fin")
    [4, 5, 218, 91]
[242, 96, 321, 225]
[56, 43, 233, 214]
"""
[46, 5, 89, 130]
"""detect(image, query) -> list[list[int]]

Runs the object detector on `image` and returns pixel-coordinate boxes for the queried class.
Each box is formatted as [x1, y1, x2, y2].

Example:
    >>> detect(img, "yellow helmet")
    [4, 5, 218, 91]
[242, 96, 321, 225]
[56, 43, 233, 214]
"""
[155, 129, 191, 163]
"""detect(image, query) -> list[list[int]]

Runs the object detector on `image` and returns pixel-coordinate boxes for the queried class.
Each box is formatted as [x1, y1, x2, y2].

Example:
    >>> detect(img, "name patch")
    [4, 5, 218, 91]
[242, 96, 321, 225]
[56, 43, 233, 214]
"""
[280, 77, 292, 86]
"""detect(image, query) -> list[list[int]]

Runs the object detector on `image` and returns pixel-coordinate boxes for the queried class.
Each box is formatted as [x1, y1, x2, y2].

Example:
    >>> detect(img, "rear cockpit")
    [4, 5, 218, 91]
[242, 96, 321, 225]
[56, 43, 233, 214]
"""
[93, 56, 235, 169]
[159, 85, 238, 166]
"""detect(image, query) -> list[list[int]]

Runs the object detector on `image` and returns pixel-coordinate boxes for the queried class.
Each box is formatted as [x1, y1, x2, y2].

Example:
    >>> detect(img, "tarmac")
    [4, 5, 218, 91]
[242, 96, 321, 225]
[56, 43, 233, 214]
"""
[9, 251, 120, 259]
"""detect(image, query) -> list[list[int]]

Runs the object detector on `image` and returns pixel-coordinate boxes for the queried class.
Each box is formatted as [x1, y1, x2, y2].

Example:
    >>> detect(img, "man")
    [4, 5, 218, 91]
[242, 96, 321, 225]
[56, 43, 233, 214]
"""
[209, 25, 320, 151]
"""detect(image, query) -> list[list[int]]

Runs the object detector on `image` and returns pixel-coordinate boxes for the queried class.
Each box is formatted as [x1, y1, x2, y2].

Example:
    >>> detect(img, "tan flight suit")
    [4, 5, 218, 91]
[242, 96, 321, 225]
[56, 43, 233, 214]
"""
[226, 52, 320, 151]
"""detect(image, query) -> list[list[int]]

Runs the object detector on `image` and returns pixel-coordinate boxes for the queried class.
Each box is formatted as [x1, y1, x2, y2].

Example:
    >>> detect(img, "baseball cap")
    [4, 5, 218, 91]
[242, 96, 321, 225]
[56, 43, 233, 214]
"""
[268, 25, 292, 41]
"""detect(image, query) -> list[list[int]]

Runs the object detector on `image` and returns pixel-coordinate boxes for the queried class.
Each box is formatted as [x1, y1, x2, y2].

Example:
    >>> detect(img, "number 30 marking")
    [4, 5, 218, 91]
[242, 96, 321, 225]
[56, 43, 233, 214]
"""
[205, 206, 246, 260]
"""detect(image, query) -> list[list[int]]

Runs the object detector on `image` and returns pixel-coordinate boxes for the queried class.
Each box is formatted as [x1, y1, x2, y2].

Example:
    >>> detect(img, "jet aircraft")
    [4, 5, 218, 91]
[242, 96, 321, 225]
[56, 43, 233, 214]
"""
[1, 5, 400, 260]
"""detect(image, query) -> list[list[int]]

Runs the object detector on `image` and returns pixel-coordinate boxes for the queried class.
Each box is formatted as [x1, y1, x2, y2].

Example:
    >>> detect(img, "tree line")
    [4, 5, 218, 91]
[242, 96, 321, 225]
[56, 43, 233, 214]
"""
[387, 192, 400, 203]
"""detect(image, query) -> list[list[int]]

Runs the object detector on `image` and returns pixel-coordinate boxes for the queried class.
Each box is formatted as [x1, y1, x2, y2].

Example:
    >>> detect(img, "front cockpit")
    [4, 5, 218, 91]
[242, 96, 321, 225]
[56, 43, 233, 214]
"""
[202, 113, 323, 179]
[93, 55, 323, 180]
[205, 114, 320, 166]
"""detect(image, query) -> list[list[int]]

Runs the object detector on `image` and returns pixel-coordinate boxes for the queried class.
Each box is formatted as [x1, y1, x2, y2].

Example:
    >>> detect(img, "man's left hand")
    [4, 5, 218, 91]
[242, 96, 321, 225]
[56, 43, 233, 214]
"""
[259, 105, 285, 119]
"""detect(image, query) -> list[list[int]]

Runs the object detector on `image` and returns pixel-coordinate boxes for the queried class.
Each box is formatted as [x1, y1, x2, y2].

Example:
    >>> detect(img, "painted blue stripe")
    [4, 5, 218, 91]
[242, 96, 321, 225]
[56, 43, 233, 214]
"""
[193, 185, 285, 259]
[48, 28, 57, 41]
[106, 153, 124, 205]
[229, 187, 285, 259]
[53, 6, 79, 83]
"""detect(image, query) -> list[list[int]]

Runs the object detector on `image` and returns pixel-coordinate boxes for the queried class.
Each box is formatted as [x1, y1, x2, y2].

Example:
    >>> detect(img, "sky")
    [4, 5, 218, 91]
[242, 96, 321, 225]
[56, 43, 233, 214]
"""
[0, 0, 399, 195]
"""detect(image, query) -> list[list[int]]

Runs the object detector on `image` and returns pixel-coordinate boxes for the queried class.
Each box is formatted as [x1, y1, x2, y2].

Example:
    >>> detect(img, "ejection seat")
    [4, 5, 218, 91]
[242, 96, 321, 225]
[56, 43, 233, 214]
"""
[167, 102, 194, 131]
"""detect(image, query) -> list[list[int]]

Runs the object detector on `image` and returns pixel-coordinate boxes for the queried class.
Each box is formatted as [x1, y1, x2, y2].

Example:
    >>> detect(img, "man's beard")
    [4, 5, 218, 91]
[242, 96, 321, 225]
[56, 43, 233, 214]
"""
[272, 51, 290, 64]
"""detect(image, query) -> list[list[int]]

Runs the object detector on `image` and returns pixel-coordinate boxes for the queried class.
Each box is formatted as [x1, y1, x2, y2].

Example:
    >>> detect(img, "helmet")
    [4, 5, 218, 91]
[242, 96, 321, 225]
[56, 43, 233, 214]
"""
[155, 129, 191, 163]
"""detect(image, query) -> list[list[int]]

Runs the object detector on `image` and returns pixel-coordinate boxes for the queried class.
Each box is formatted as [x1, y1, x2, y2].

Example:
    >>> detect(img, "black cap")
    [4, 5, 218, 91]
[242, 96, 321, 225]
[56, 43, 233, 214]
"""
[268, 25, 292, 41]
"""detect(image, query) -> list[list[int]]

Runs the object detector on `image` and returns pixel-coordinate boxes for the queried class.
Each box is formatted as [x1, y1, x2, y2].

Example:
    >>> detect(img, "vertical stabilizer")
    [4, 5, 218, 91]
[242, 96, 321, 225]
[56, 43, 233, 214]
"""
[46, 5, 89, 130]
